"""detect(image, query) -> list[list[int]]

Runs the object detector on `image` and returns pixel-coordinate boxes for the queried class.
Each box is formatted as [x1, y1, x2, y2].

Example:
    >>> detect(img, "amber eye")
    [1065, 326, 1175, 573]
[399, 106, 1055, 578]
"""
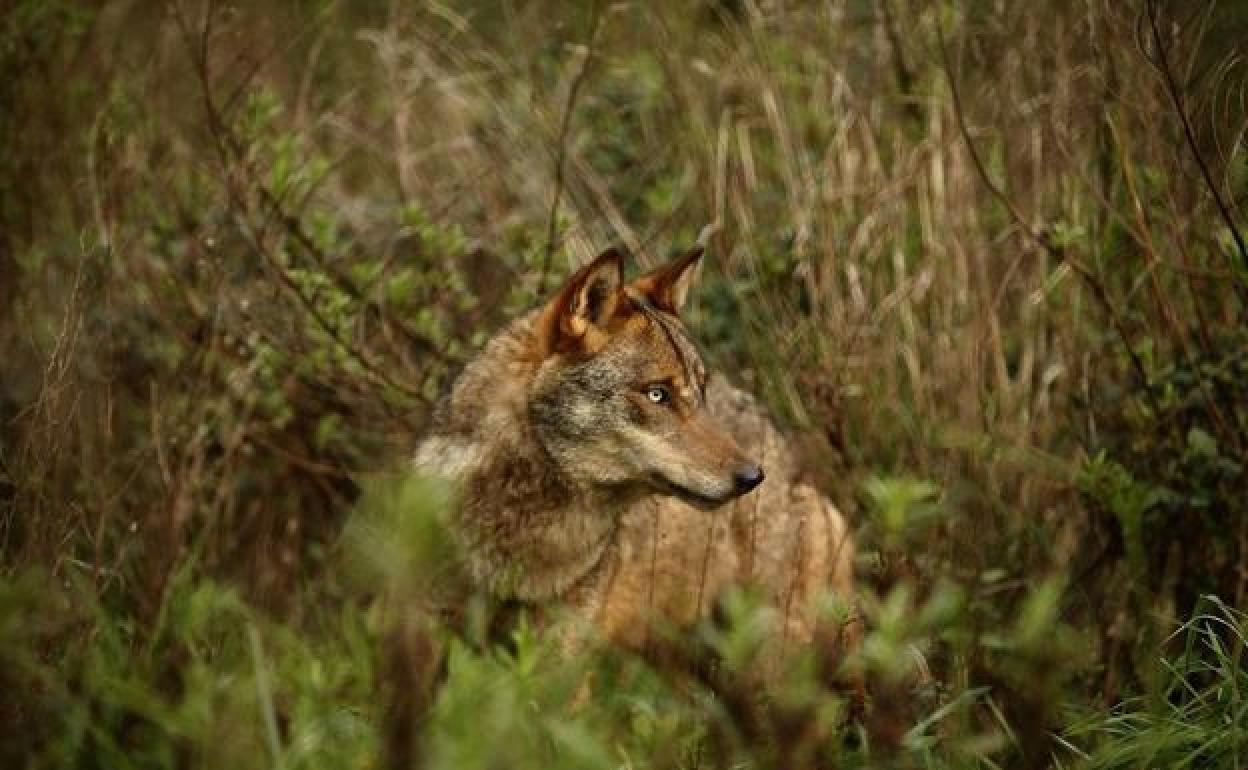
[645, 384, 671, 404]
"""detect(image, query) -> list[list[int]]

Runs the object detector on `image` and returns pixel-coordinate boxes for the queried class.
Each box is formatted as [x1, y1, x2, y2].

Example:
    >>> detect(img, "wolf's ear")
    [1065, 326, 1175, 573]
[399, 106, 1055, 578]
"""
[541, 248, 624, 354]
[630, 245, 703, 314]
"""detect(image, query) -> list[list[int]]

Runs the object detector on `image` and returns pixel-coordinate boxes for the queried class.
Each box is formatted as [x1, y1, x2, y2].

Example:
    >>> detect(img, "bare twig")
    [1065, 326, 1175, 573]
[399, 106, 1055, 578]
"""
[1144, 0, 1248, 302]
[539, 1, 604, 293]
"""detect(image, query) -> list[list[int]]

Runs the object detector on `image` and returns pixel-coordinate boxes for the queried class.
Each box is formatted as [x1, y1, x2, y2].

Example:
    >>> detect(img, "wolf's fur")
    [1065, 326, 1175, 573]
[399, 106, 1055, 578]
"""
[414, 247, 857, 668]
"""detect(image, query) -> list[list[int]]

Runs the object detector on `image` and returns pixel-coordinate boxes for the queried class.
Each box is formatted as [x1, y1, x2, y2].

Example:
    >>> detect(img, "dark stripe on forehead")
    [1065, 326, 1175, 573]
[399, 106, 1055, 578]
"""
[625, 289, 705, 401]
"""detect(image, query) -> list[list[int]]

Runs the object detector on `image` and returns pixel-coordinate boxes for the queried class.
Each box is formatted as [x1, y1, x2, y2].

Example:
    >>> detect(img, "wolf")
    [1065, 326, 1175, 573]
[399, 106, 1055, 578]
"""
[414, 245, 858, 674]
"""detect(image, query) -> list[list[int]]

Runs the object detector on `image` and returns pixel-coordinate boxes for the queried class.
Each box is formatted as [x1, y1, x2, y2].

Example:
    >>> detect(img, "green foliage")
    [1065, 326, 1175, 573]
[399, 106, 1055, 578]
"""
[1084, 326, 1248, 614]
[864, 476, 946, 546]
[0, 569, 381, 769]
[342, 473, 462, 607]
[1063, 597, 1248, 768]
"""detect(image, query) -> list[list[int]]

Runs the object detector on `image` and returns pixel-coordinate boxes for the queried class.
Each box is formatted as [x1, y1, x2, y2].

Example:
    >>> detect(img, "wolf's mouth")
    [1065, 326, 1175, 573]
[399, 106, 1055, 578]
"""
[652, 476, 733, 510]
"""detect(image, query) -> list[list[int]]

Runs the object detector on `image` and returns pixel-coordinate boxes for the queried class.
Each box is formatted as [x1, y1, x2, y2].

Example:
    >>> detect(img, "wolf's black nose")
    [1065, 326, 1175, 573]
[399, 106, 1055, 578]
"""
[733, 463, 765, 493]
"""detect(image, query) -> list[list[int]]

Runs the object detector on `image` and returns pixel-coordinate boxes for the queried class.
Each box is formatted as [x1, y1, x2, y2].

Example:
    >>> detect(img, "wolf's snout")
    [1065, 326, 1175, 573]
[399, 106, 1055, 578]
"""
[732, 463, 765, 494]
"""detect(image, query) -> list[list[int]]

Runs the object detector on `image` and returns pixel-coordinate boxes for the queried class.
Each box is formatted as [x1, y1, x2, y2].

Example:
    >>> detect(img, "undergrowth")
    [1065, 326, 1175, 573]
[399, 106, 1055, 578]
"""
[2, 0, 1247, 767]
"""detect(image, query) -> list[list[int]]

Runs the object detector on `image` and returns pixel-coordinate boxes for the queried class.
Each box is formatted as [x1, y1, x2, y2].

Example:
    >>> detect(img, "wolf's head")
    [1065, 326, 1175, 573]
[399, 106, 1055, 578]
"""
[528, 247, 763, 509]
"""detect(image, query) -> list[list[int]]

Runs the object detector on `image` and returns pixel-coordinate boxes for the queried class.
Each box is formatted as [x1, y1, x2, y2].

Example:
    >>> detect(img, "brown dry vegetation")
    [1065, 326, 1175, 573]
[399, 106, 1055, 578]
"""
[2, 1, 1247, 768]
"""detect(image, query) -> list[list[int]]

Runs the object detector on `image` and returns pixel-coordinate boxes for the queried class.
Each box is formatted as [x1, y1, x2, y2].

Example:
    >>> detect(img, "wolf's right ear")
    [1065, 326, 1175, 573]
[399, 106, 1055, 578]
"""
[629, 244, 703, 315]
[539, 248, 624, 355]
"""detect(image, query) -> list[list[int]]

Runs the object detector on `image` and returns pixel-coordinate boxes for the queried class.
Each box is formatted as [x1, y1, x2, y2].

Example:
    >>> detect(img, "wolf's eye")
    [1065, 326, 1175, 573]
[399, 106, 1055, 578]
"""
[645, 385, 670, 404]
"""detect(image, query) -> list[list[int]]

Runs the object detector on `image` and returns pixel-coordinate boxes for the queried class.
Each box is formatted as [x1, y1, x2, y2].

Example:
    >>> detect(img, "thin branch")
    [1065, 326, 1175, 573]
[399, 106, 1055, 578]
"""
[171, 2, 435, 404]
[1144, 0, 1248, 301]
[539, 1, 604, 294]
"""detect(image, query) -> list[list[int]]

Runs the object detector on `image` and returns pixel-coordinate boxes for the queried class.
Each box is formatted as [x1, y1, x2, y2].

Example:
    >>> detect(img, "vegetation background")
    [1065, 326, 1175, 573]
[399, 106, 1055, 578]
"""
[2, 0, 1247, 767]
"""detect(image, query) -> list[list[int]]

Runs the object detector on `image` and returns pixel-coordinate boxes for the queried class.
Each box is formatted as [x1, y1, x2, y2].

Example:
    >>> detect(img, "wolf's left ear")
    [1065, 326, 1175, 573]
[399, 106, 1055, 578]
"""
[630, 245, 704, 314]
[541, 248, 624, 354]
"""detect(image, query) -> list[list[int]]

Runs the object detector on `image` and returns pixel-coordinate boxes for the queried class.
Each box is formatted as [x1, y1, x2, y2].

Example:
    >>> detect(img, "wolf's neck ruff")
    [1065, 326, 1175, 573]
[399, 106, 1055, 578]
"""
[414, 309, 636, 601]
